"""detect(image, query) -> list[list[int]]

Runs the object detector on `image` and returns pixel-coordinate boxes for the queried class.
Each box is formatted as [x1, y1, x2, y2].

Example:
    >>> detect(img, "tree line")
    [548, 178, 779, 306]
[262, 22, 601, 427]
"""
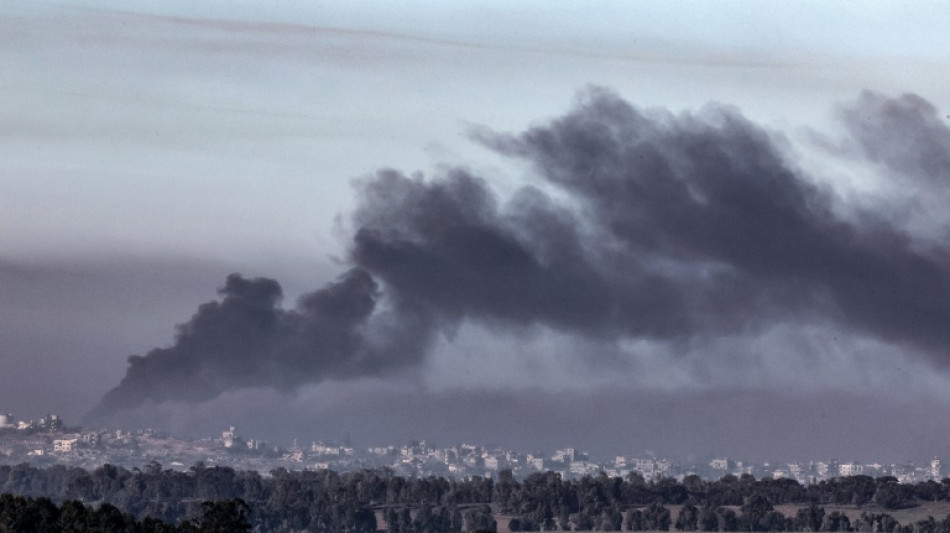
[0, 493, 250, 533]
[1, 462, 950, 532]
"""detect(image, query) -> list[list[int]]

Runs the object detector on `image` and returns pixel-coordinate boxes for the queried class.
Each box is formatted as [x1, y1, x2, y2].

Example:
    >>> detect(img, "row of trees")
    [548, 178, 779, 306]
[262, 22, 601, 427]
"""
[664, 498, 950, 533]
[490, 471, 932, 530]
[511, 497, 950, 532]
[0, 463, 948, 532]
[0, 493, 250, 533]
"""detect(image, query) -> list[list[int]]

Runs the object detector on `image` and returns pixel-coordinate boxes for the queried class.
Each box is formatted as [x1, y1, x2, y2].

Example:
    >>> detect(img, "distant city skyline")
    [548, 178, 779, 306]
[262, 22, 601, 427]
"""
[3, 411, 948, 478]
[2, 413, 948, 485]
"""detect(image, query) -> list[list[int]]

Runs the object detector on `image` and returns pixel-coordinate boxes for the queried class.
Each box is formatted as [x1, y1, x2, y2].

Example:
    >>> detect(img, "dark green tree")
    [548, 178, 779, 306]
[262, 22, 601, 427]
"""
[197, 499, 251, 533]
[642, 503, 670, 531]
[675, 503, 699, 531]
[796, 504, 825, 532]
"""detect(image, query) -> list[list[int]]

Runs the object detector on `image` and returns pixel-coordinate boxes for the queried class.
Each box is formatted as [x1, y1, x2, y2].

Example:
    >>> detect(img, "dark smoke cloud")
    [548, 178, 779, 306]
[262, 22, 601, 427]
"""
[354, 87, 950, 357]
[350, 168, 690, 338]
[840, 90, 950, 187]
[94, 87, 950, 419]
[89, 268, 433, 420]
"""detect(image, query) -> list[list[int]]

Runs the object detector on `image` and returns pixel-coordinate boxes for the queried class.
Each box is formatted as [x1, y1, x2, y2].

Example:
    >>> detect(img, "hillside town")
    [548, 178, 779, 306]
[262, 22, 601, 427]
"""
[0, 412, 942, 484]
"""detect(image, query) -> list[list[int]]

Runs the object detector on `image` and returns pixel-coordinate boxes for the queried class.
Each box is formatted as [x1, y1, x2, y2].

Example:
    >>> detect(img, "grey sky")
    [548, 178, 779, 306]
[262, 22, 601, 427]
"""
[4, 1, 950, 461]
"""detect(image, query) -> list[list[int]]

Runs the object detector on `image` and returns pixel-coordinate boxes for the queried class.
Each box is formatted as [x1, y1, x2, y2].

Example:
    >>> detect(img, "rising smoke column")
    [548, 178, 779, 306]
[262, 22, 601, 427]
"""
[93, 87, 950, 418]
[841, 90, 950, 187]
[353, 87, 950, 357]
[88, 268, 426, 419]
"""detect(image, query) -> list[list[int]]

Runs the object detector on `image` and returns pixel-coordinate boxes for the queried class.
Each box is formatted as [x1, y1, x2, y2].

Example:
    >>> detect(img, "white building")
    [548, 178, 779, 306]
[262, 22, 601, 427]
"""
[526, 454, 544, 471]
[222, 426, 237, 448]
[552, 448, 576, 463]
[312, 442, 342, 455]
[839, 463, 864, 477]
[53, 435, 79, 453]
[632, 458, 655, 476]
[368, 446, 394, 456]
[570, 461, 596, 475]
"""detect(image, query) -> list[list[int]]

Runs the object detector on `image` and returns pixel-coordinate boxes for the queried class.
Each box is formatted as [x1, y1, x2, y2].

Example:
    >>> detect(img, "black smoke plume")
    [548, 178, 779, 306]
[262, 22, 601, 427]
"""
[92, 87, 950, 418]
[89, 268, 433, 419]
[354, 88, 950, 356]
[841, 90, 950, 187]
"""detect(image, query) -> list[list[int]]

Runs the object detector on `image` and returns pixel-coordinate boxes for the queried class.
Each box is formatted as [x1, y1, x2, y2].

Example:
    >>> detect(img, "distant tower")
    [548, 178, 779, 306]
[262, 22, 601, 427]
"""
[932, 457, 941, 479]
[222, 426, 236, 448]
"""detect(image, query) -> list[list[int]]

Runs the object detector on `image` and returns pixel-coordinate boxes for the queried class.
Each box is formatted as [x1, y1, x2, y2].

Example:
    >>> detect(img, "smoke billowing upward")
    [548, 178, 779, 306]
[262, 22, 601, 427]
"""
[92, 87, 950, 420]
[842, 90, 950, 187]
[355, 88, 950, 355]
[89, 268, 433, 420]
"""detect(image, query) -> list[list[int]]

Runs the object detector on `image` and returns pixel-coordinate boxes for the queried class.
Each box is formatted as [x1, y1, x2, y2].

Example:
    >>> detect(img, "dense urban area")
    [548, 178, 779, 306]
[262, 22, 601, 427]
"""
[0, 413, 943, 484]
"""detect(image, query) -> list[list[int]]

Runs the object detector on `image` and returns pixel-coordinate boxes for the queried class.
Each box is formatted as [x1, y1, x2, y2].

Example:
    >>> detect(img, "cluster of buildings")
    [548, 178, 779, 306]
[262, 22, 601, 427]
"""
[736, 457, 943, 485]
[0, 413, 944, 484]
[0, 412, 63, 432]
[293, 437, 943, 484]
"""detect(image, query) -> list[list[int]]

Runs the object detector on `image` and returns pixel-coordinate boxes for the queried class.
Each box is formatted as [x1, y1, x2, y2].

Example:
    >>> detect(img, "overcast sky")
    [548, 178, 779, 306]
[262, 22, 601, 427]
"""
[4, 1, 950, 463]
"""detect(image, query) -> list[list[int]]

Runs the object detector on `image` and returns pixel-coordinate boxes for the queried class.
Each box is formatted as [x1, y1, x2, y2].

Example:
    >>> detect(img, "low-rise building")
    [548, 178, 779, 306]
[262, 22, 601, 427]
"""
[54, 435, 80, 453]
